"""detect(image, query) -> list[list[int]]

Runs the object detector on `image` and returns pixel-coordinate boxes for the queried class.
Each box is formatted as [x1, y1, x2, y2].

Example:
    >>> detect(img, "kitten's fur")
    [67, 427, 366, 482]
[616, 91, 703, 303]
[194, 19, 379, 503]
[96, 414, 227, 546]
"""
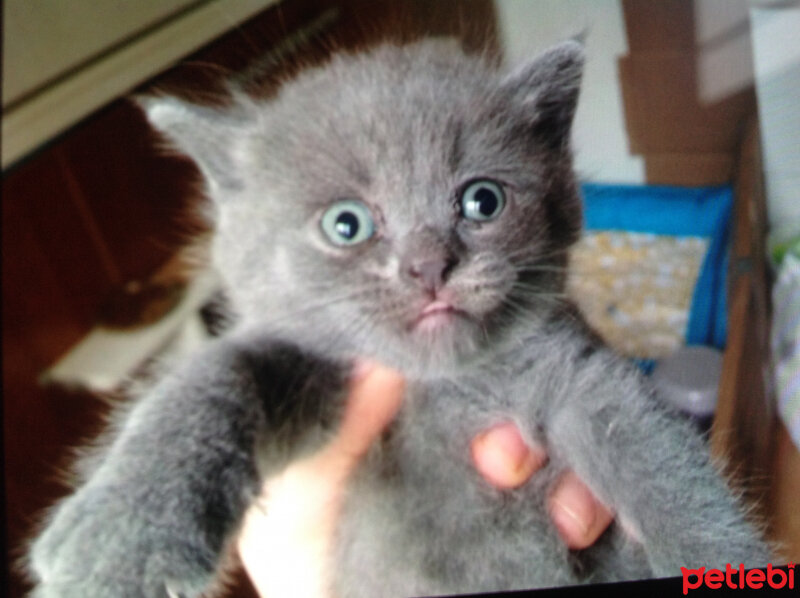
[28, 40, 771, 598]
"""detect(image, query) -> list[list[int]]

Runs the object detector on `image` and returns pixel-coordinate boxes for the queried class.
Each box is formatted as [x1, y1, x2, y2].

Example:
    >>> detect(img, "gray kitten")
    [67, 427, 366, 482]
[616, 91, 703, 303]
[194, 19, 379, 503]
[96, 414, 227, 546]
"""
[28, 40, 771, 598]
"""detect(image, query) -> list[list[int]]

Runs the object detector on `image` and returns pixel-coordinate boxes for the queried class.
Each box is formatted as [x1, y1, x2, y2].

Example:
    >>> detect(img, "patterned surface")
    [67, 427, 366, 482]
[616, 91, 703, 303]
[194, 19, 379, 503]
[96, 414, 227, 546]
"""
[568, 231, 708, 359]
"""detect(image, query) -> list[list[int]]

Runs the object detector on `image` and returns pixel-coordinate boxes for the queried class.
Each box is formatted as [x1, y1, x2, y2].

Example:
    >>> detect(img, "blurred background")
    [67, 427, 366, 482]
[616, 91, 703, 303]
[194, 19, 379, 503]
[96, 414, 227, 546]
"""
[3, 1, 799, 596]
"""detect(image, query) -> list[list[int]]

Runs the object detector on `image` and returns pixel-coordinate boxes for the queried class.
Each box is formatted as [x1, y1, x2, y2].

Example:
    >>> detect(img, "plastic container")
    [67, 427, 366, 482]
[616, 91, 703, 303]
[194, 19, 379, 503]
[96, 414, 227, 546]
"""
[651, 345, 724, 423]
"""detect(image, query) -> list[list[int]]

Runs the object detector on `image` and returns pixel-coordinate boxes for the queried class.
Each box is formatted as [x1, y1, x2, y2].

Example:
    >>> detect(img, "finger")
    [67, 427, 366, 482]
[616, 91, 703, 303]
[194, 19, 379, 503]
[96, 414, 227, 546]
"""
[238, 362, 405, 598]
[548, 470, 615, 549]
[321, 360, 405, 469]
[470, 422, 546, 489]
[238, 484, 332, 598]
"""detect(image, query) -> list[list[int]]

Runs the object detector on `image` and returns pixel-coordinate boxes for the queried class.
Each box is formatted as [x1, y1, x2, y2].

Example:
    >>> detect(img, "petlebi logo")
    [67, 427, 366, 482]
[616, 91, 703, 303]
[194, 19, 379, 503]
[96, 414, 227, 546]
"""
[681, 563, 795, 594]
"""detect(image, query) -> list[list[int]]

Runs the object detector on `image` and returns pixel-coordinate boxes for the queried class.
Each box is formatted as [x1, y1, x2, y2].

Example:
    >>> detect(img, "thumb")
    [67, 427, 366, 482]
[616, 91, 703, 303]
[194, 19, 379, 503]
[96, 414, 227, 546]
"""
[320, 361, 405, 472]
[237, 362, 405, 598]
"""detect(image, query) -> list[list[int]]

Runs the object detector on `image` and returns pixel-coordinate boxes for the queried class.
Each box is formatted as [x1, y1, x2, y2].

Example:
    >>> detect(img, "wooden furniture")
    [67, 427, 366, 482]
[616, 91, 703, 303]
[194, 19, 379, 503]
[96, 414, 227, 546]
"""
[711, 118, 775, 514]
[2, 0, 281, 169]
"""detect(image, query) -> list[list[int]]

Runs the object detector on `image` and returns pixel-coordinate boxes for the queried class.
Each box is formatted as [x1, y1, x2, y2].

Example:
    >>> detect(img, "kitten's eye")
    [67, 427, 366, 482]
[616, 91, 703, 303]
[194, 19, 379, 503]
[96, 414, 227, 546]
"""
[320, 199, 375, 246]
[460, 180, 505, 222]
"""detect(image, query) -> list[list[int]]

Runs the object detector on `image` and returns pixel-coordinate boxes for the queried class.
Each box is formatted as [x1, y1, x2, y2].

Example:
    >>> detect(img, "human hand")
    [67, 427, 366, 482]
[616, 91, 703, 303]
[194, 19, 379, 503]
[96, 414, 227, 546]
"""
[470, 422, 615, 549]
[237, 361, 405, 598]
[238, 363, 614, 598]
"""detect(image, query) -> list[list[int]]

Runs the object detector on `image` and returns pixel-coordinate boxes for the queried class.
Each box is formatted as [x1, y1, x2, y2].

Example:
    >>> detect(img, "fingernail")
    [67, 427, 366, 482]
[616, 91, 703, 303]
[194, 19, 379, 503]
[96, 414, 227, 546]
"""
[550, 480, 595, 542]
[471, 423, 544, 489]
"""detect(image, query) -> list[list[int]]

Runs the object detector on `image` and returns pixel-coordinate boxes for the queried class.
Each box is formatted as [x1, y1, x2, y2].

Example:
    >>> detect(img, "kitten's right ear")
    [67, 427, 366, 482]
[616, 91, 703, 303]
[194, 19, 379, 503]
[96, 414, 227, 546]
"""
[499, 40, 584, 151]
[136, 95, 249, 192]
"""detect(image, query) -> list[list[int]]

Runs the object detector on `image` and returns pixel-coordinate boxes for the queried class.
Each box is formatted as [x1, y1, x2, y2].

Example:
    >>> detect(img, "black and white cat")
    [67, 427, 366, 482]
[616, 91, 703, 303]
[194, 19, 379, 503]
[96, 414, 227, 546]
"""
[28, 40, 771, 598]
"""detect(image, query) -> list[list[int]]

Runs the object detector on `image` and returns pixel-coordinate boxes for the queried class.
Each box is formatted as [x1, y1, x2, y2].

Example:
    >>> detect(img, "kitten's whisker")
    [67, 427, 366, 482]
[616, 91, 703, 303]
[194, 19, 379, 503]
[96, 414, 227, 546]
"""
[507, 280, 569, 298]
[504, 244, 574, 262]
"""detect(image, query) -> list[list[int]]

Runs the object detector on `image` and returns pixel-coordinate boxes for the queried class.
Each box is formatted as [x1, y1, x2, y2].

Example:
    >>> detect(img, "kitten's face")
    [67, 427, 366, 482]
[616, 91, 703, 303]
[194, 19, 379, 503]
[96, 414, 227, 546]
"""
[146, 40, 584, 375]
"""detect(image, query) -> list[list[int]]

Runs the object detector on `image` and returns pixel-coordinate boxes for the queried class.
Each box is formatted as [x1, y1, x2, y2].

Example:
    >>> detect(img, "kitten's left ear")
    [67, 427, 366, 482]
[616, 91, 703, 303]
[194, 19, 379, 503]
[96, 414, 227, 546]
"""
[500, 40, 584, 150]
[136, 95, 252, 193]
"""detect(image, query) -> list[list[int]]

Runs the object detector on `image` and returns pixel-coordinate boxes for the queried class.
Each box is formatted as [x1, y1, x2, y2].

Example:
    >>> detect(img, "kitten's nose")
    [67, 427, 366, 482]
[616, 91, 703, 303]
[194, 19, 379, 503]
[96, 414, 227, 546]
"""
[405, 255, 458, 294]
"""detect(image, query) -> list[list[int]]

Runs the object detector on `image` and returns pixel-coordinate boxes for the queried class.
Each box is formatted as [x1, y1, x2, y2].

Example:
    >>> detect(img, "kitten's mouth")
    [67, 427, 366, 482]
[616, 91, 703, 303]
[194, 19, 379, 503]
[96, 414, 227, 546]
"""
[412, 300, 463, 333]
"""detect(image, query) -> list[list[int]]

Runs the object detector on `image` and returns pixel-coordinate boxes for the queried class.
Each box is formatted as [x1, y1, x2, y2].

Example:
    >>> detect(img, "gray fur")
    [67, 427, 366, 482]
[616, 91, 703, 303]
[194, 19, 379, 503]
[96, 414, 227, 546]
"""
[28, 40, 771, 598]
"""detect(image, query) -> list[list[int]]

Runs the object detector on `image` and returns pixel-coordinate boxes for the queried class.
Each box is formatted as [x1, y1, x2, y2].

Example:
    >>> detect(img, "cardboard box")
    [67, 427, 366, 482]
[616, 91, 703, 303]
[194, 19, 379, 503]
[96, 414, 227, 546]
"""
[618, 53, 755, 154]
[622, 0, 696, 52]
[644, 153, 735, 186]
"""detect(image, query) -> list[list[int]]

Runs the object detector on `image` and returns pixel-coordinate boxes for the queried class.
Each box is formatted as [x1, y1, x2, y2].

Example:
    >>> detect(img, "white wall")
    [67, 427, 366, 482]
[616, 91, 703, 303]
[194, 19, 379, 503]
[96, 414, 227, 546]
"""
[694, 0, 754, 103]
[749, 4, 800, 242]
[494, 0, 645, 184]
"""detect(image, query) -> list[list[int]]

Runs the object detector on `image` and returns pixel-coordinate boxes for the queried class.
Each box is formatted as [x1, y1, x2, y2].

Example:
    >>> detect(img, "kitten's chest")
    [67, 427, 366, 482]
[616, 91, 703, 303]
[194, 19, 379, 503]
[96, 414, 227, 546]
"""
[396, 355, 555, 450]
[348, 364, 562, 523]
[334, 370, 570, 596]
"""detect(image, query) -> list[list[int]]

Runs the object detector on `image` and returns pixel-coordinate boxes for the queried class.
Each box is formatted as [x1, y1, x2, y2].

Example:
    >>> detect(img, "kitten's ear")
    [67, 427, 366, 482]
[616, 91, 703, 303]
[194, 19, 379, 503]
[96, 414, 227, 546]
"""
[500, 40, 584, 150]
[137, 95, 250, 192]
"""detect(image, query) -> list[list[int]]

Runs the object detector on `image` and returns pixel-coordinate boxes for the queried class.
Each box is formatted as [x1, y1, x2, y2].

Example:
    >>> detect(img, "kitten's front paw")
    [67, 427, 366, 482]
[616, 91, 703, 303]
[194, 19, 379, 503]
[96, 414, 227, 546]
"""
[29, 486, 216, 598]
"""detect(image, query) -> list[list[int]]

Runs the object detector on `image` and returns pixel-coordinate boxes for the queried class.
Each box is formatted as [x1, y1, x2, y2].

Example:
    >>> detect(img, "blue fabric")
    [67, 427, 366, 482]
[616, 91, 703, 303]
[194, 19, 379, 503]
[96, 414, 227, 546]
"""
[580, 183, 734, 349]
[632, 358, 657, 375]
